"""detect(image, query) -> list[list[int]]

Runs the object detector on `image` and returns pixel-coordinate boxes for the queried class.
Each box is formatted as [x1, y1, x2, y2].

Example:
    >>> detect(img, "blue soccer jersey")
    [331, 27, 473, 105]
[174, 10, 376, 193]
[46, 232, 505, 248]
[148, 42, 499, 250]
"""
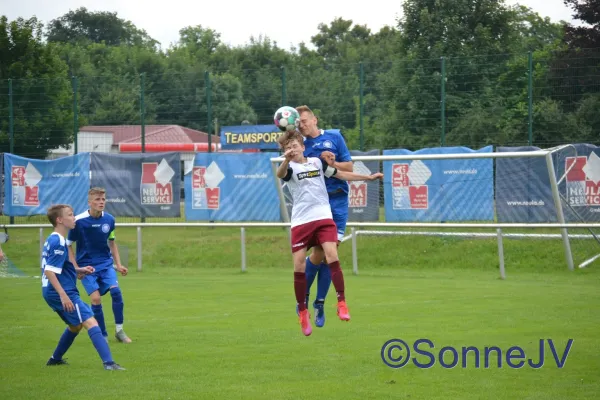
[303, 129, 352, 195]
[42, 232, 78, 297]
[67, 211, 116, 271]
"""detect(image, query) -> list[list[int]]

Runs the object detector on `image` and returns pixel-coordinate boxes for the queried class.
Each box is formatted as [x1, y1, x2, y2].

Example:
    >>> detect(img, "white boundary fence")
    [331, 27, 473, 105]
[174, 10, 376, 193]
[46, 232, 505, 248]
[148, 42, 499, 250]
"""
[6, 144, 600, 279]
[5, 221, 600, 279]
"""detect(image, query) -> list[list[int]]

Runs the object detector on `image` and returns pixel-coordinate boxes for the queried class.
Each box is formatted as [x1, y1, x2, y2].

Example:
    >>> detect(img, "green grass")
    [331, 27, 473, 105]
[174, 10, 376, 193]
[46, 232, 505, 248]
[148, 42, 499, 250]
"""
[1, 226, 599, 399]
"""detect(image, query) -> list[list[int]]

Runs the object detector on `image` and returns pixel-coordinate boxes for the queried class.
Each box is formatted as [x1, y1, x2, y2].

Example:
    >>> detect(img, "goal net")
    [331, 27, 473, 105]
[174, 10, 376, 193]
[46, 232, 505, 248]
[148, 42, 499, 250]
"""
[271, 143, 600, 275]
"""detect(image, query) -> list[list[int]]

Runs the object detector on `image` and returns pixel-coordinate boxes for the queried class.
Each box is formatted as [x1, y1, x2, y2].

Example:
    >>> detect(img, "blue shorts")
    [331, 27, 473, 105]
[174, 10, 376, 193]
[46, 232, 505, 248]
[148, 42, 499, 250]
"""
[44, 293, 94, 326]
[329, 193, 349, 241]
[80, 266, 119, 296]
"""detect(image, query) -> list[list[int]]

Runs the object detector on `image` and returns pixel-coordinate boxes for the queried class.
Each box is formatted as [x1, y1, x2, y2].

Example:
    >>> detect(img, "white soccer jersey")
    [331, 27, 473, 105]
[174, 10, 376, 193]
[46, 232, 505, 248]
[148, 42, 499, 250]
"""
[282, 157, 337, 227]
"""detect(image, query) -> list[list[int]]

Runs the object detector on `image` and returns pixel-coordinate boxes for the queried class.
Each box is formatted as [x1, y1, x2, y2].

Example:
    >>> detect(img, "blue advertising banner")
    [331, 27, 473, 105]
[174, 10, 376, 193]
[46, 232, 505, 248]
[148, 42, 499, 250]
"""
[91, 152, 181, 217]
[495, 146, 557, 222]
[184, 153, 281, 221]
[220, 125, 282, 150]
[383, 146, 494, 221]
[4, 153, 90, 216]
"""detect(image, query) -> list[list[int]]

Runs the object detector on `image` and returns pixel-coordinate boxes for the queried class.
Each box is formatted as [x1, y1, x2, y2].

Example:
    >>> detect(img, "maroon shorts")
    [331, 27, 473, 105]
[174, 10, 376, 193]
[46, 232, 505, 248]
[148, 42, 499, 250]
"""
[290, 219, 338, 253]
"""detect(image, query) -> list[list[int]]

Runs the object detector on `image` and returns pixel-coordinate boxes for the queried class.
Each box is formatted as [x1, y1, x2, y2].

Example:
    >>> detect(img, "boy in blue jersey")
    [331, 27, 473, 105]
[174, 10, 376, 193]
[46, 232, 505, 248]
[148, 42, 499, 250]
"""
[295, 105, 354, 327]
[42, 204, 125, 370]
[67, 187, 132, 344]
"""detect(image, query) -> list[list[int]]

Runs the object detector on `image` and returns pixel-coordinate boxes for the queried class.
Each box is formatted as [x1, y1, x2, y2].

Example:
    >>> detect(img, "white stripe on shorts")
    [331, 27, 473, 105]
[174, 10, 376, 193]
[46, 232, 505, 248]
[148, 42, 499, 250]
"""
[75, 303, 82, 323]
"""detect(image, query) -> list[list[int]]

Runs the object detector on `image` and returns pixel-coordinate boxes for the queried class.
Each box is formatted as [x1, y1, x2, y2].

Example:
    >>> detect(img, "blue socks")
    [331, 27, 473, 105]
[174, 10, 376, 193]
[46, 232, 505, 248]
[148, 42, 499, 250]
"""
[92, 304, 107, 337]
[52, 328, 78, 360]
[92, 287, 125, 336]
[110, 287, 124, 325]
[316, 262, 332, 301]
[88, 325, 113, 363]
[305, 257, 333, 303]
[304, 257, 319, 299]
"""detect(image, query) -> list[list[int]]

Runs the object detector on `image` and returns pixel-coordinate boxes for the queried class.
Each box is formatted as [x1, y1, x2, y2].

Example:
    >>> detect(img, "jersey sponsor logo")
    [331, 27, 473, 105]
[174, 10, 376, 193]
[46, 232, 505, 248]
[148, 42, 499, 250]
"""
[141, 159, 175, 207]
[297, 170, 321, 180]
[101, 223, 110, 233]
[54, 249, 64, 255]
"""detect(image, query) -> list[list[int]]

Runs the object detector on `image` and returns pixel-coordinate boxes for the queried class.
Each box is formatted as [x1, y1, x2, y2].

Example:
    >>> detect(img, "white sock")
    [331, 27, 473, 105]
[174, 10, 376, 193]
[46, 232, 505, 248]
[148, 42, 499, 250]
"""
[116, 324, 123, 331]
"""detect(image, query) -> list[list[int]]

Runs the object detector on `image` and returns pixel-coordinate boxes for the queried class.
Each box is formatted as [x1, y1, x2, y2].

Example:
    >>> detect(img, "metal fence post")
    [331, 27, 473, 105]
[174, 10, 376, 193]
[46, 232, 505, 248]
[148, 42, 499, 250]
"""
[205, 71, 212, 152]
[281, 66, 287, 106]
[359, 62, 364, 151]
[137, 226, 143, 272]
[440, 57, 446, 146]
[72, 76, 79, 154]
[528, 51, 533, 146]
[8, 79, 14, 225]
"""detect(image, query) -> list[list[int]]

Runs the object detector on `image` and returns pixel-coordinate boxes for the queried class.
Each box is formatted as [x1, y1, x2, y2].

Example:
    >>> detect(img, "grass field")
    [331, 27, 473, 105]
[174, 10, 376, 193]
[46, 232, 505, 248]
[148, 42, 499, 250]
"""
[1, 225, 599, 399]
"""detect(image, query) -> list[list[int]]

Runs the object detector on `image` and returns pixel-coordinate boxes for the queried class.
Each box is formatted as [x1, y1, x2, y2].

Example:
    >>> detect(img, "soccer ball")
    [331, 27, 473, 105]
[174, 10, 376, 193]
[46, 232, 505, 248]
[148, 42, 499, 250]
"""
[273, 106, 300, 132]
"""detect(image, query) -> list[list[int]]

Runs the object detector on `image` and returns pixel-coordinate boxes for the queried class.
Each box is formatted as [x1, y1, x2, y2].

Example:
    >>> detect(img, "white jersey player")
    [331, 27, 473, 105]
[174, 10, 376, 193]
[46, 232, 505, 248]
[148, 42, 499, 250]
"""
[276, 130, 383, 336]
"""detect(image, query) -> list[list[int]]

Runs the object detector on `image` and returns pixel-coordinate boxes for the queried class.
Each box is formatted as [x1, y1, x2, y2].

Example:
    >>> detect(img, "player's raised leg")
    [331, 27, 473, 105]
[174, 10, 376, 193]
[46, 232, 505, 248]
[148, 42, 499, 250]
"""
[293, 247, 312, 336]
[321, 241, 350, 321]
[81, 314, 125, 370]
[308, 247, 328, 327]
[314, 198, 347, 323]
[304, 253, 319, 307]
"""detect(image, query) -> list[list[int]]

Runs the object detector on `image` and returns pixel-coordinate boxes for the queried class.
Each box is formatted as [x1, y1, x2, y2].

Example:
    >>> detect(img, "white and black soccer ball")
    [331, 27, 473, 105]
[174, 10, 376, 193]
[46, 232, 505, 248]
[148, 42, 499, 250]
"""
[273, 106, 300, 132]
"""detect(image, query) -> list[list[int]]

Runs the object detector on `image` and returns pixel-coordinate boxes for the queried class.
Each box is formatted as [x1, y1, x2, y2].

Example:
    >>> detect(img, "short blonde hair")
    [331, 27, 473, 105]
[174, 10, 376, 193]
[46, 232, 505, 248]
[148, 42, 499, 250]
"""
[295, 105, 314, 115]
[47, 204, 73, 227]
[88, 187, 106, 198]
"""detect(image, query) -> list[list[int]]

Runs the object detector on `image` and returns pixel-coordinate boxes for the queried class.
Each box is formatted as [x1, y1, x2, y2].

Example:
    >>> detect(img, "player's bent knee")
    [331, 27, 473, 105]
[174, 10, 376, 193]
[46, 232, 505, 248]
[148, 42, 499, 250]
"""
[293, 250, 308, 272]
[81, 317, 98, 330]
[110, 286, 123, 302]
[309, 252, 324, 265]
[68, 324, 83, 333]
[90, 291, 102, 305]
[321, 243, 339, 264]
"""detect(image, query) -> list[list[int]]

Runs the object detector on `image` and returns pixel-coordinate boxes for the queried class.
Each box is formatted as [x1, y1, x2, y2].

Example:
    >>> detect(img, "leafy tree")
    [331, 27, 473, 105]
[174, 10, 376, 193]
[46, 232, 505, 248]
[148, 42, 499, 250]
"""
[46, 7, 158, 50]
[0, 16, 72, 158]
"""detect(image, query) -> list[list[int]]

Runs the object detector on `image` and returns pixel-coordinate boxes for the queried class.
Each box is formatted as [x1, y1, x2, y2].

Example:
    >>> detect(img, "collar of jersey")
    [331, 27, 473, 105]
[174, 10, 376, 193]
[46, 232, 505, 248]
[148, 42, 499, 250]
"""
[303, 129, 324, 141]
[83, 210, 104, 219]
[50, 231, 66, 243]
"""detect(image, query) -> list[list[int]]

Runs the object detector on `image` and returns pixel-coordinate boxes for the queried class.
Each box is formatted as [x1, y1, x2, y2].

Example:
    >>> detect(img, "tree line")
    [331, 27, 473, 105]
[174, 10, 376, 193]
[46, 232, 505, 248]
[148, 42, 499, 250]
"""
[1, 0, 598, 158]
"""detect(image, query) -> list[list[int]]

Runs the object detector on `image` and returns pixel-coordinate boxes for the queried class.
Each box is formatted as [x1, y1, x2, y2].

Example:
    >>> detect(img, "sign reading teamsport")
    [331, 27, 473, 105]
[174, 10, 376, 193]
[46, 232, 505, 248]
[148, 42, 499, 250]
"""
[220, 125, 283, 150]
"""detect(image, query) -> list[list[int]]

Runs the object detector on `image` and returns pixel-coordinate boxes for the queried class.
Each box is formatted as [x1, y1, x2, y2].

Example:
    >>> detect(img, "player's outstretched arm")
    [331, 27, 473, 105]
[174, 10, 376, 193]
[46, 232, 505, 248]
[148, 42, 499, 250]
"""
[320, 151, 353, 172]
[334, 170, 384, 182]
